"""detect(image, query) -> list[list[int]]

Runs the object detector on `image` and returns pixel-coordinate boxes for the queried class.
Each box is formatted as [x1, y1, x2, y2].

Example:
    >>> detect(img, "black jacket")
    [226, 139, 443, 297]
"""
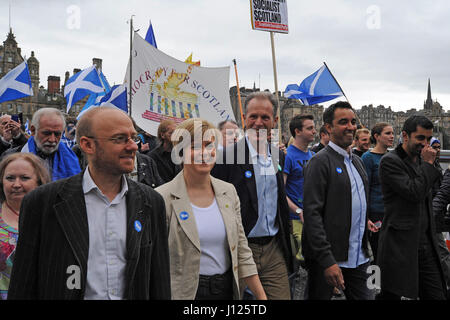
[0, 133, 28, 157]
[137, 152, 164, 188]
[378, 144, 445, 299]
[211, 138, 293, 273]
[302, 145, 372, 269]
[148, 144, 181, 184]
[432, 168, 450, 233]
[8, 172, 171, 300]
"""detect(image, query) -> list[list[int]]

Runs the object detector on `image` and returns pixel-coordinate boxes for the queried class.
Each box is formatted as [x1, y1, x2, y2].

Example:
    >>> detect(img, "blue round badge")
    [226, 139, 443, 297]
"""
[336, 167, 343, 174]
[180, 211, 189, 221]
[134, 220, 142, 232]
[245, 170, 253, 178]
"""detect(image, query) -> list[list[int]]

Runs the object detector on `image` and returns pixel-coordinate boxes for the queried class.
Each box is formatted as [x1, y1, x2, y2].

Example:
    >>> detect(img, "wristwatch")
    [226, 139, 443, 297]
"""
[295, 208, 302, 215]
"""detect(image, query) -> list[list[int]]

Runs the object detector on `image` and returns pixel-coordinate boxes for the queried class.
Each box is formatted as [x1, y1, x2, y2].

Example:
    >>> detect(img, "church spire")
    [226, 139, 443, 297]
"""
[425, 78, 433, 110]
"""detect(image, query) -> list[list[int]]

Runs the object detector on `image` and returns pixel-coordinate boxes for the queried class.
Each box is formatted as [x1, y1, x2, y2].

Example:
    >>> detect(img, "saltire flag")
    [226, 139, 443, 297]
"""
[79, 70, 112, 115]
[77, 84, 127, 120]
[64, 65, 104, 112]
[145, 21, 157, 48]
[284, 63, 344, 106]
[0, 60, 33, 103]
[24, 118, 31, 135]
[185, 53, 200, 66]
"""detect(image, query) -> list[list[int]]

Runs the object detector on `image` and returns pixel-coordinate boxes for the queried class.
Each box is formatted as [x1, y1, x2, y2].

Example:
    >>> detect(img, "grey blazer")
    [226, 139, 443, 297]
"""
[156, 171, 258, 300]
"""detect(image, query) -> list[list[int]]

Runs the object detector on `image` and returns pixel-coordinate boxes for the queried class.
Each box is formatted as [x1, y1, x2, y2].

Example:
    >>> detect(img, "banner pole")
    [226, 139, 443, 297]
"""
[129, 15, 134, 117]
[232, 59, 245, 129]
[270, 32, 281, 141]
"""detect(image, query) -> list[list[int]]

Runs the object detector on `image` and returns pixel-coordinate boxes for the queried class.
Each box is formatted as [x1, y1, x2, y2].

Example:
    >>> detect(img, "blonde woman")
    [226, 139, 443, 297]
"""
[156, 118, 266, 300]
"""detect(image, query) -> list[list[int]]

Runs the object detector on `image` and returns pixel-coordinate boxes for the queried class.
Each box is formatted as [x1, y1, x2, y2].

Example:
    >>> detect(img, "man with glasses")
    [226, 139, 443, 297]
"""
[8, 106, 171, 300]
[2, 108, 81, 181]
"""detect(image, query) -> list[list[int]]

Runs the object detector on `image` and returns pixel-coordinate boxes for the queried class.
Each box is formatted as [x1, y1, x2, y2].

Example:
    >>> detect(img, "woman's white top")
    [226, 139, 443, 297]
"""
[191, 198, 231, 276]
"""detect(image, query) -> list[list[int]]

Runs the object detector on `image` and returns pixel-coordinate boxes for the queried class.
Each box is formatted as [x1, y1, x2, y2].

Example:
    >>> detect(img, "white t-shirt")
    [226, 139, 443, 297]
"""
[191, 198, 231, 276]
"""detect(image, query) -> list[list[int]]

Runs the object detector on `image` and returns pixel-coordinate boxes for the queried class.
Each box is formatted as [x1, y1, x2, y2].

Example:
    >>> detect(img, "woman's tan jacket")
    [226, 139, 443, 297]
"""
[156, 171, 258, 300]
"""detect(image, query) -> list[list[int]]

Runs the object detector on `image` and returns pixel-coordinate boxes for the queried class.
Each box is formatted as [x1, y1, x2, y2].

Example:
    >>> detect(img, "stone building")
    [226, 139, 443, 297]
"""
[0, 29, 104, 124]
[229, 82, 450, 149]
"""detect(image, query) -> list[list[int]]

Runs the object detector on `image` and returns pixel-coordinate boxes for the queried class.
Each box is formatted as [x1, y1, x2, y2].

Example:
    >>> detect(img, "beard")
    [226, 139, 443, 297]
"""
[35, 138, 59, 155]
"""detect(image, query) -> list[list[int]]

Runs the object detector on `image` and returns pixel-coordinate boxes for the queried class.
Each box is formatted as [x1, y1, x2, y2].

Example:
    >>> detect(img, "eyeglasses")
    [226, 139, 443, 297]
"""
[432, 145, 441, 150]
[87, 135, 141, 145]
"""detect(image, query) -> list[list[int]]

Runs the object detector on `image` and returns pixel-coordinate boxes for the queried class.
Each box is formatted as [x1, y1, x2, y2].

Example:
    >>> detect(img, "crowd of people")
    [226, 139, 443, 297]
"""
[0, 92, 449, 300]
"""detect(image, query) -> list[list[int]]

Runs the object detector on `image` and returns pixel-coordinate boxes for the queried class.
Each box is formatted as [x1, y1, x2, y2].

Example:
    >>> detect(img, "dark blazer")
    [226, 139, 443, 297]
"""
[378, 144, 445, 299]
[302, 145, 372, 269]
[211, 138, 293, 273]
[8, 172, 171, 300]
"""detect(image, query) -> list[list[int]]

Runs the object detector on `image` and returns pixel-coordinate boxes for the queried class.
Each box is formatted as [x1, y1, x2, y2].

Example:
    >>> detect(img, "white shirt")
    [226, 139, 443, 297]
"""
[82, 167, 128, 300]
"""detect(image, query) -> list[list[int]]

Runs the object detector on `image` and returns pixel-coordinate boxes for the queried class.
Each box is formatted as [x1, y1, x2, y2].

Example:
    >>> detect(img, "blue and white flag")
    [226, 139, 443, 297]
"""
[64, 65, 104, 112]
[0, 61, 33, 103]
[24, 118, 31, 135]
[79, 70, 112, 115]
[145, 21, 157, 48]
[284, 63, 344, 106]
[97, 84, 127, 112]
[77, 84, 127, 120]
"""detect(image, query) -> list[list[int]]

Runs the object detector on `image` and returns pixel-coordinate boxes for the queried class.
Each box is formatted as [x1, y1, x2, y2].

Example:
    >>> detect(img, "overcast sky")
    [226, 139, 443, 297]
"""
[1, 0, 449, 112]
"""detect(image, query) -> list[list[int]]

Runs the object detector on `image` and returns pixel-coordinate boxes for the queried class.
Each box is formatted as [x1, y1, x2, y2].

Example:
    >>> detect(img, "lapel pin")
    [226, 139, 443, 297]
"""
[180, 211, 189, 220]
[336, 167, 343, 174]
[245, 170, 252, 178]
[134, 220, 142, 232]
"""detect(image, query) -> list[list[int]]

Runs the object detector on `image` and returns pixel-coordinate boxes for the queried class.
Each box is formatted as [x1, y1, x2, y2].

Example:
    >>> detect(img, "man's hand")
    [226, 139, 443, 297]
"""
[324, 264, 345, 290]
[421, 144, 437, 165]
[7, 120, 22, 138]
[367, 220, 380, 233]
[140, 142, 150, 152]
[278, 142, 287, 155]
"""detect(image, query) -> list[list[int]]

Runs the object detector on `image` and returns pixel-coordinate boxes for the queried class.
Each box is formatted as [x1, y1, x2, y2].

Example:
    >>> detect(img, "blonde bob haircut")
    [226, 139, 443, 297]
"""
[171, 118, 220, 163]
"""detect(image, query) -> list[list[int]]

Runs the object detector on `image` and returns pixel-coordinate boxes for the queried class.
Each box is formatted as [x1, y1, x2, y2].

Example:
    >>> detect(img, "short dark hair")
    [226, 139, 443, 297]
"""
[289, 114, 314, 137]
[319, 125, 329, 137]
[243, 91, 278, 118]
[402, 115, 433, 136]
[217, 120, 238, 131]
[323, 101, 353, 125]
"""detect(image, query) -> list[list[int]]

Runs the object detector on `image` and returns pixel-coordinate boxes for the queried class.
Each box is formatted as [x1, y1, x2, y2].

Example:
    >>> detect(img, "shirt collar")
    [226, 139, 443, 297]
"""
[83, 166, 128, 200]
[245, 134, 271, 161]
[328, 141, 352, 160]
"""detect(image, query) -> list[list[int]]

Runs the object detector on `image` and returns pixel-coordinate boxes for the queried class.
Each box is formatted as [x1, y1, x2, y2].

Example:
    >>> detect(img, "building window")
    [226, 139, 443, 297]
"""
[17, 105, 22, 113]
[7, 104, 12, 112]
[7, 56, 12, 62]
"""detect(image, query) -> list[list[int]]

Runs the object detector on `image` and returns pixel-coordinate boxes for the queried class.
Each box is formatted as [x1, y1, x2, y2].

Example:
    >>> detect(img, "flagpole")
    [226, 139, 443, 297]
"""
[323, 61, 363, 127]
[270, 32, 281, 141]
[129, 15, 134, 117]
[232, 59, 245, 129]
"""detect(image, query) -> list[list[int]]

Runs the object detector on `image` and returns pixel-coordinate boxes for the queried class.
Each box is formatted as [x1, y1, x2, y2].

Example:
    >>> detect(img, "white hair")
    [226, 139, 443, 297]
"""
[31, 108, 66, 131]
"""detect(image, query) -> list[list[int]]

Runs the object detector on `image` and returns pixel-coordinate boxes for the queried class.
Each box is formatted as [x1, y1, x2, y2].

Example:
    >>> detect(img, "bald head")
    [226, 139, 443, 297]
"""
[76, 107, 131, 144]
